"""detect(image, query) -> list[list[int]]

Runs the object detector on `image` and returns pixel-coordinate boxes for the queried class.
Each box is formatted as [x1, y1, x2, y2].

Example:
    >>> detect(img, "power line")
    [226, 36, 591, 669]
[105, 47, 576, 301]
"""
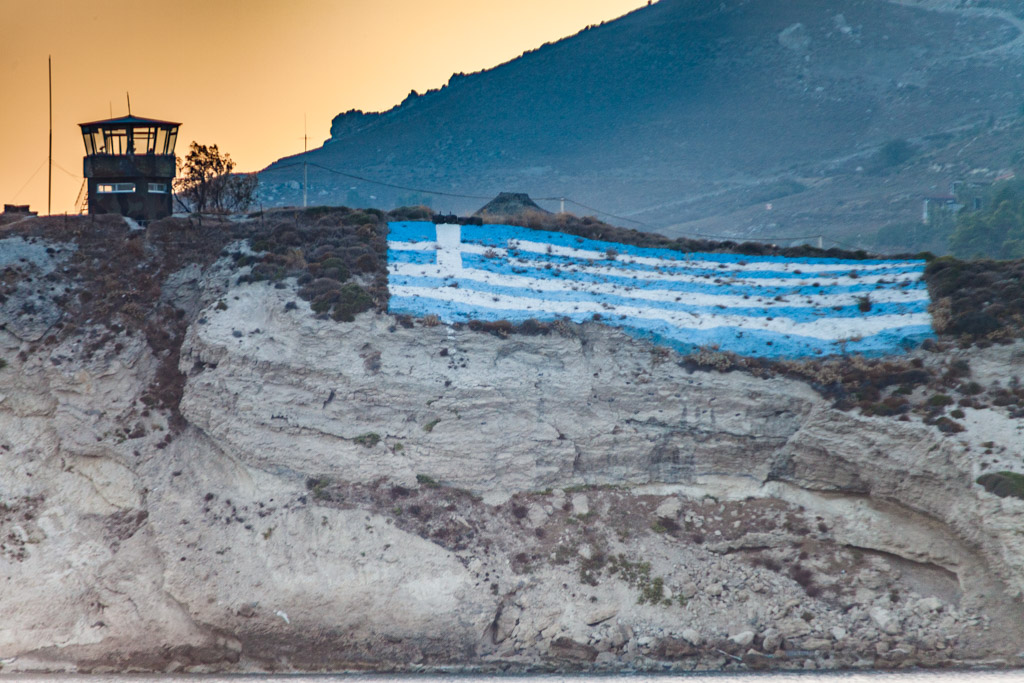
[262, 160, 866, 250]
[267, 161, 661, 226]
[51, 161, 80, 181]
[12, 160, 47, 202]
[269, 161, 496, 201]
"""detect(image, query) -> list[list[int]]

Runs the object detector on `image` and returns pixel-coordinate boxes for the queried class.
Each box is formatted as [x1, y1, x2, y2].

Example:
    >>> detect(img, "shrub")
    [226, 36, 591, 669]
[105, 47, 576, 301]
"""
[305, 476, 331, 500]
[960, 381, 984, 395]
[330, 283, 372, 322]
[391, 205, 432, 221]
[578, 550, 608, 586]
[247, 262, 285, 282]
[949, 311, 1000, 337]
[318, 258, 350, 281]
[977, 471, 1024, 499]
[606, 554, 667, 605]
[873, 139, 917, 171]
[347, 211, 379, 225]
[416, 473, 440, 487]
[789, 564, 815, 590]
[651, 516, 680, 534]
[353, 432, 380, 448]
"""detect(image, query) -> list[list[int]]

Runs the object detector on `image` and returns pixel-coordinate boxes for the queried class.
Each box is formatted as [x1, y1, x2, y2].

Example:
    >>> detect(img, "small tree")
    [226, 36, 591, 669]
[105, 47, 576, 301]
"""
[175, 142, 257, 214]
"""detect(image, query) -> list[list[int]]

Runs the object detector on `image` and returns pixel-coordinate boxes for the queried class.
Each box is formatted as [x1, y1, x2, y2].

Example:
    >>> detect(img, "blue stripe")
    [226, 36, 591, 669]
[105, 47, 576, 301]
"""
[389, 274, 930, 321]
[387, 249, 437, 265]
[388, 221, 439, 242]
[387, 295, 935, 359]
[460, 253, 928, 299]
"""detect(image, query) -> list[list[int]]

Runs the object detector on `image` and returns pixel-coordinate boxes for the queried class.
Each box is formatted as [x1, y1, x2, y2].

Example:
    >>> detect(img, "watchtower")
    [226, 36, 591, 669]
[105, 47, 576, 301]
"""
[79, 115, 180, 220]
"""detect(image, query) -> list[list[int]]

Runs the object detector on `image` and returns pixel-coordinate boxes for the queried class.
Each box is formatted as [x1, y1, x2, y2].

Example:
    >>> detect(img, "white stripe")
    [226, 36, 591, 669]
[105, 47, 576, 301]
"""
[435, 223, 463, 273]
[388, 263, 927, 306]
[504, 239, 923, 273]
[389, 284, 931, 340]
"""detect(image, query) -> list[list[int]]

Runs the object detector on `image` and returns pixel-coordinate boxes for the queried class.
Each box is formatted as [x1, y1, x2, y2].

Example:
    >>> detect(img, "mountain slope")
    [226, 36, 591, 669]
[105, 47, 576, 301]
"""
[258, 0, 1024, 249]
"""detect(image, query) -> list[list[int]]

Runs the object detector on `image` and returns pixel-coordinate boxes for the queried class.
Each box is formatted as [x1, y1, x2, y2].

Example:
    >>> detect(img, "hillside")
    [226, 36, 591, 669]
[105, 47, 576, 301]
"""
[1, 210, 1023, 672]
[258, 0, 1024, 253]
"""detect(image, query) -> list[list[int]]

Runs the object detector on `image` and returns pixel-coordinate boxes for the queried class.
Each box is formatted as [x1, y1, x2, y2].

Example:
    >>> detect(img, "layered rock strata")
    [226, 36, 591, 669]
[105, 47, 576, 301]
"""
[0, 257, 1022, 672]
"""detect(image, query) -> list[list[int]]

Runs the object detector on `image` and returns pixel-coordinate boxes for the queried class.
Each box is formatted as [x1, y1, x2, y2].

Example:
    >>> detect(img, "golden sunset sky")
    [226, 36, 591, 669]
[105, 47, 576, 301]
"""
[1, 0, 649, 216]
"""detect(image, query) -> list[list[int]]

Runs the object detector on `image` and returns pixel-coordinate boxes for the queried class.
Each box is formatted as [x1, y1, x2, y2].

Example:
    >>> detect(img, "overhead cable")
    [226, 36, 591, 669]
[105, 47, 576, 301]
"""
[262, 160, 861, 249]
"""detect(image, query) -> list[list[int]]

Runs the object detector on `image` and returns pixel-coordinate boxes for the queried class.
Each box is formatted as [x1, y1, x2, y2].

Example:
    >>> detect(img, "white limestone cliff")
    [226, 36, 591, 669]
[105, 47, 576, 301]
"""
[0, 256, 1022, 673]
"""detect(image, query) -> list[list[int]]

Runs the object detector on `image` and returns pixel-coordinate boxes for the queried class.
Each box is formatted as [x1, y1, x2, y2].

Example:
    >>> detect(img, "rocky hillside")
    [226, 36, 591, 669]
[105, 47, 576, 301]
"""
[259, 0, 1024, 252]
[1, 210, 1023, 673]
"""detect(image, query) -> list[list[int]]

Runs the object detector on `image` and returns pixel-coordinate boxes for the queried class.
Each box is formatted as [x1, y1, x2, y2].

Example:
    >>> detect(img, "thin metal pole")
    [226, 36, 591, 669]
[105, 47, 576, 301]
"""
[48, 55, 52, 216]
[302, 114, 308, 208]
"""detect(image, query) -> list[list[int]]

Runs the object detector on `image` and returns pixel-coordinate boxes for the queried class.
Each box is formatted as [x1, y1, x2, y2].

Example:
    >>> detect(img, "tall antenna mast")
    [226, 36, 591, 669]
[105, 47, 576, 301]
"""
[48, 55, 52, 216]
[126, 92, 131, 115]
[302, 114, 308, 208]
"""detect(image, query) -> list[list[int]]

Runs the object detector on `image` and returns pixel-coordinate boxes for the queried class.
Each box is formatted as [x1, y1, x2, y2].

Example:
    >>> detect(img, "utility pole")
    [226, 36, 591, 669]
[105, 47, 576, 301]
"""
[48, 55, 52, 216]
[302, 115, 308, 208]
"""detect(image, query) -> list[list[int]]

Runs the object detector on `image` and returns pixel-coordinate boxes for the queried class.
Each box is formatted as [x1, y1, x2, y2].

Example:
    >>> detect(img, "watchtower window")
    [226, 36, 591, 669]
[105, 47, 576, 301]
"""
[148, 183, 168, 193]
[155, 128, 168, 155]
[97, 182, 136, 194]
[164, 127, 178, 154]
[102, 128, 130, 155]
[133, 127, 157, 154]
[80, 117, 179, 157]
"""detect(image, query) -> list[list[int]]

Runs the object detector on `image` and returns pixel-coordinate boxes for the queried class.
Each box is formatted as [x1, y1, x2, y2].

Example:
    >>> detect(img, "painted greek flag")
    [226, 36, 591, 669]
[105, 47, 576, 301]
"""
[387, 221, 934, 358]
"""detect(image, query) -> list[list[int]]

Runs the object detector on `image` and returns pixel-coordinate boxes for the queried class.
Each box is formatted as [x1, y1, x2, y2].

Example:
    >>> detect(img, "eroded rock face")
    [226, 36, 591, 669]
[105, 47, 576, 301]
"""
[1, 268, 1023, 673]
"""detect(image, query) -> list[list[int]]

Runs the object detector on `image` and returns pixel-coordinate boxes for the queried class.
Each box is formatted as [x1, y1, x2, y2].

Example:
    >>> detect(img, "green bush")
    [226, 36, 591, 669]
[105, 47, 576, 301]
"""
[391, 205, 432, 220]
[353, 432, 380, 448]
[934, 416, 964, 433]
[416, 473, 440, 488]
[607, 554, 669, 606]
[331, 283, 372, 322]
[977, 471, 1024, 499]
[873, 139, 917, 171]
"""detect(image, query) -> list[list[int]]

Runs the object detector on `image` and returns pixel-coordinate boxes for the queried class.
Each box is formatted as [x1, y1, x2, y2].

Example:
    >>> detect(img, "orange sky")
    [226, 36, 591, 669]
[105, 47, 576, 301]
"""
[1, 0, 649, 215]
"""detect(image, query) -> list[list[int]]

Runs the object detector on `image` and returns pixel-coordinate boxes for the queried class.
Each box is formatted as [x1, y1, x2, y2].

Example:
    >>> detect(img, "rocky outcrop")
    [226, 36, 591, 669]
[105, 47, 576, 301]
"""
[1, 252, 1023, 673]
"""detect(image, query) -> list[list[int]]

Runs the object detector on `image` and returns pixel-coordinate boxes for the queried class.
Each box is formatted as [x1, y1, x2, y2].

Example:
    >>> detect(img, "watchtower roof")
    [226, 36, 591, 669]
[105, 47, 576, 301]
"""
[79, 114, 181, 129]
